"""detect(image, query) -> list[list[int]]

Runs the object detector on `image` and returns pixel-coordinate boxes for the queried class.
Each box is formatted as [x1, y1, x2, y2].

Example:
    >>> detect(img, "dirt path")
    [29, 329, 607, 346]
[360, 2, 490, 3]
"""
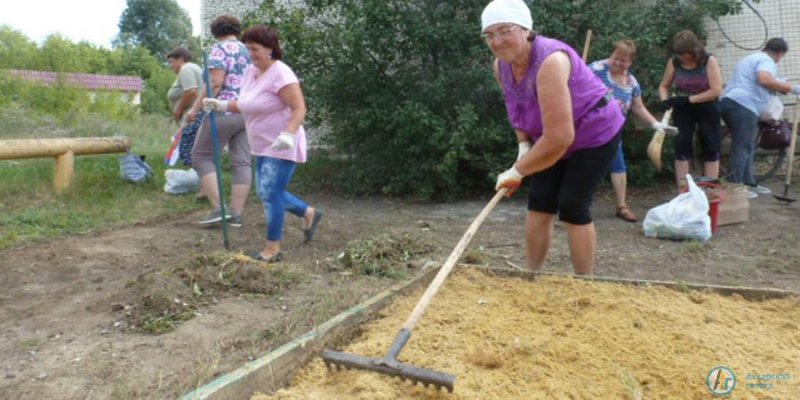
[1, 187, 798, 399]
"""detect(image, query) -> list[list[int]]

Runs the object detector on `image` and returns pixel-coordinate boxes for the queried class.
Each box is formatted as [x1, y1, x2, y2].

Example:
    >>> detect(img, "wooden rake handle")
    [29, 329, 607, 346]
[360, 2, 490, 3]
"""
[784, 101, 800, 186]
[402, 188, 509, 331]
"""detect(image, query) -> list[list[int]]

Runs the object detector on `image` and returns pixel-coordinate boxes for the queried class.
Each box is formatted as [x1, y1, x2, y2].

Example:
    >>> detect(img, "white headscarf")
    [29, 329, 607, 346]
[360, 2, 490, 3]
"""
[481, 0, 533, 32]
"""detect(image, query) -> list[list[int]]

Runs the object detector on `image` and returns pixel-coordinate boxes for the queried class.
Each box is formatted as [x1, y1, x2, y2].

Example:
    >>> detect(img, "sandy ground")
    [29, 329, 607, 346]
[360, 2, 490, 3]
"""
[1, 184, 799, 399]
[259, 268, 799, 399]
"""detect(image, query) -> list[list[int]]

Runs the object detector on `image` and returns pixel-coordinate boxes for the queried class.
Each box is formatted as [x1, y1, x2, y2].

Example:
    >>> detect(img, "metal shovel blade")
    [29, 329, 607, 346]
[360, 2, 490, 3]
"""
[773, 193, 797, 203]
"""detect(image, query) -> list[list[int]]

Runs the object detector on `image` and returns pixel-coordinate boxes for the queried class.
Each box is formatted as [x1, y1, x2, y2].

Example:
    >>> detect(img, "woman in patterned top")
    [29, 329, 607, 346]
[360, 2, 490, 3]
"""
[658, 30, 723, 190]
[589, 41, 677, 222]
[187, 15, 253, 227]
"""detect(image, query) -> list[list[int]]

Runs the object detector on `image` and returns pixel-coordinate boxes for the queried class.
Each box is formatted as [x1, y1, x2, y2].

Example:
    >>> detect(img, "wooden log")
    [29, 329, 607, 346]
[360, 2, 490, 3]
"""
[0, 137, 131, 160]
[54, 150, 74, 192]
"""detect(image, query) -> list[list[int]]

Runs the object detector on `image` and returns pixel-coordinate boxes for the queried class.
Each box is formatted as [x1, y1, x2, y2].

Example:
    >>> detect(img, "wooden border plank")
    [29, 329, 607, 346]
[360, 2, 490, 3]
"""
[179, 267, 439, 400]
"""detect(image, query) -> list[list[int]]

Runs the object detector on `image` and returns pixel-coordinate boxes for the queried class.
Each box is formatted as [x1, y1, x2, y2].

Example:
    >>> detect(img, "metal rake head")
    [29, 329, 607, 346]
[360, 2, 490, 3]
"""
[322, 349, 455, 393]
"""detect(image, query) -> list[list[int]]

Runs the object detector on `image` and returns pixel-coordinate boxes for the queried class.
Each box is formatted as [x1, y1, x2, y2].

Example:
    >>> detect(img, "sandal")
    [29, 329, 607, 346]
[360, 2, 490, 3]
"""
[303, 209, 323, 244]
[616, 205, 638, 223]
[248, 251, 284, 263]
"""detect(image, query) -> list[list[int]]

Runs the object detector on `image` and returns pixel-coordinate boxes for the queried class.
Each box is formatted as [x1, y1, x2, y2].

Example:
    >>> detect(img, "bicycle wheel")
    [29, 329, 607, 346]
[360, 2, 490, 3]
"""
[753, 125, 788, 183]
[718, 130, 787, 184]
[754, 147, 785, 183]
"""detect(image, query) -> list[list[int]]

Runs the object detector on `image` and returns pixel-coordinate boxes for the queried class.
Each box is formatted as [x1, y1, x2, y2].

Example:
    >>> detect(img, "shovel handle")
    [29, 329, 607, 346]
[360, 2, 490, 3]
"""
[784, 102, 800, 187]
[402, 188, 509, 331]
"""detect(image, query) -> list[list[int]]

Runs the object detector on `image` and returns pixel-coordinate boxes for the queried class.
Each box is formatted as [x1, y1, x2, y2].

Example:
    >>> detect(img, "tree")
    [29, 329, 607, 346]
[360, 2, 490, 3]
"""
[115, 0, 194, 61]
[0, 25, 38, 70]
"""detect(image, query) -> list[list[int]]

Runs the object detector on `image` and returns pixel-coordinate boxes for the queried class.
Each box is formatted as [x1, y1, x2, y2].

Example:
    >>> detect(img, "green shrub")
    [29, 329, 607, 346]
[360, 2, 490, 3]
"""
[140, 66, 176, 116]
[248, 0, 749, 199]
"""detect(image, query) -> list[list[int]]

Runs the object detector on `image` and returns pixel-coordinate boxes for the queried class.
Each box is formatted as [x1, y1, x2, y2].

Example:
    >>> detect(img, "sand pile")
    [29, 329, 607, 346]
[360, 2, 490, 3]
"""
[254, 269, 799, 399]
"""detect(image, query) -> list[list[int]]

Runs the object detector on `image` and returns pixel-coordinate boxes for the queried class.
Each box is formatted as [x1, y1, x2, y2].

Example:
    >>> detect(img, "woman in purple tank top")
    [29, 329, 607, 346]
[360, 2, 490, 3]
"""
[485, 0, 624, 275]
[658, 30, 723, 189]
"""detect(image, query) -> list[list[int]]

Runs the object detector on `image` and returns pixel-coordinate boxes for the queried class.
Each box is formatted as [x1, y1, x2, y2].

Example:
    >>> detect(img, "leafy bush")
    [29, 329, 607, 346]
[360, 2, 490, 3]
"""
[139, 65, 176, 115]
[248, 0, 748, 199]
[250, 0, 510, 199]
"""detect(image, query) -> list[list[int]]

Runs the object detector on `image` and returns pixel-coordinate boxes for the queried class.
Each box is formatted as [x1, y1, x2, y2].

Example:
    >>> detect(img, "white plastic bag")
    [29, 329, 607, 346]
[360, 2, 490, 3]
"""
[759, 95, 784, 122]
[164, 169, 200, 194]
[643, 175, 712, 241]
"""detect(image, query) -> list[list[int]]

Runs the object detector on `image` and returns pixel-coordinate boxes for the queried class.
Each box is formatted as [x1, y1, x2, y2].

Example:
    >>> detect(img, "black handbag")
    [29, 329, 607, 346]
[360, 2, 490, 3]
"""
[758, 121, 791, 150]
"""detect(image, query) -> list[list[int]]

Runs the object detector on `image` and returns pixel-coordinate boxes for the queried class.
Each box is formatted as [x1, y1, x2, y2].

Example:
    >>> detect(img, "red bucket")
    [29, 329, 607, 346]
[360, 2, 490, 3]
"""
[683, 182, 726, 233]
[704, 184, 725, 234]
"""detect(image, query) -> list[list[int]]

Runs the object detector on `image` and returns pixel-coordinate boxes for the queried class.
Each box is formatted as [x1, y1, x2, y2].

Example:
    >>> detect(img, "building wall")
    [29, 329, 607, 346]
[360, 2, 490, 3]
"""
[706, 0, 799, 119]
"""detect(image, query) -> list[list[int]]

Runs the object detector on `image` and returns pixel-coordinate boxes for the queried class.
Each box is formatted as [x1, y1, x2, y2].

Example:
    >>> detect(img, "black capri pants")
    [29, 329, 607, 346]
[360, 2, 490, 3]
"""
[527, 130, 621, 225]
[673, 100, 722, 162]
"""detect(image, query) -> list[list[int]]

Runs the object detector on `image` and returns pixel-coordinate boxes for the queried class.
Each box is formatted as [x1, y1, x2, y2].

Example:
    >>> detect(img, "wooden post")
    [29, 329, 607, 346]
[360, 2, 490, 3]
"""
[54, 150, 74, 192]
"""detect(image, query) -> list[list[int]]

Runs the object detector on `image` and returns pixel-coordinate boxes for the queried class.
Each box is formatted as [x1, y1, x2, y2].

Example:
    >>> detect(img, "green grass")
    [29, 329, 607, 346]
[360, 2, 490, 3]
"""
[141, 311, 199, 335]
[0, 107, 209, 249]
[17, 337, 40, 350]
[0, 106, 342, 250]
[0, 154, 210, 249]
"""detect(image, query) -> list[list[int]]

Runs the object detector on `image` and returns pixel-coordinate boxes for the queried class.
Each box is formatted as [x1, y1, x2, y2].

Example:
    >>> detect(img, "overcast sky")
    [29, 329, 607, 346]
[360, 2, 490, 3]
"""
[0, 0, 201, 48]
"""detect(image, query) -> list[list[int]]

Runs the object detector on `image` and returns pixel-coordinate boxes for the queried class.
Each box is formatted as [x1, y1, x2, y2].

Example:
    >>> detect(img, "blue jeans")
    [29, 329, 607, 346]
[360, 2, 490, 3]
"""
[720, 98, 759, 185]
[255, 156, 308, 241]
[609, 141, 626, 173]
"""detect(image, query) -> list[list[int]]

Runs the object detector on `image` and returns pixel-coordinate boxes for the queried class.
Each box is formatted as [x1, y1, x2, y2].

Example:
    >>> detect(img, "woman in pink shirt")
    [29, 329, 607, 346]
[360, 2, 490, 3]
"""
[204, 25, 322, 263]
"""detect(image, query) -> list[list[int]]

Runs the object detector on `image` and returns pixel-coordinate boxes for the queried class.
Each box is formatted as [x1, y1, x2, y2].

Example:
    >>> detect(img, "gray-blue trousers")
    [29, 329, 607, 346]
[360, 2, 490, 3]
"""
[721, 98, 759, 185]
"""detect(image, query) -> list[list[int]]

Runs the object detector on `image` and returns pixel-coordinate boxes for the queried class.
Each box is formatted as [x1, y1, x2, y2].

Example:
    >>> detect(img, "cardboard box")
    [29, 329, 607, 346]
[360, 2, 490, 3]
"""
[717, 185, 749, 226]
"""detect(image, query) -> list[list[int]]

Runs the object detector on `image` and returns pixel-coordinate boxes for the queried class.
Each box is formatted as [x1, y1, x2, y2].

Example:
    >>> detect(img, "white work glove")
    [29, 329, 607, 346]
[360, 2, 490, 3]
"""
[792, 85, 800, 95]
[495, 166, 524, 197]
[651, 121, 679, 137]
[202, 98, 228, 112]
[270, 131, 295, 151]
[517, 142, 531, 161]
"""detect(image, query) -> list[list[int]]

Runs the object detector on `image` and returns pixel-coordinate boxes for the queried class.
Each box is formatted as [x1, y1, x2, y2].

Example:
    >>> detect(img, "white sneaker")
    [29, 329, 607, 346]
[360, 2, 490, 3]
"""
[754, 185, 772, 194]
[747, 189, 758, 199]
